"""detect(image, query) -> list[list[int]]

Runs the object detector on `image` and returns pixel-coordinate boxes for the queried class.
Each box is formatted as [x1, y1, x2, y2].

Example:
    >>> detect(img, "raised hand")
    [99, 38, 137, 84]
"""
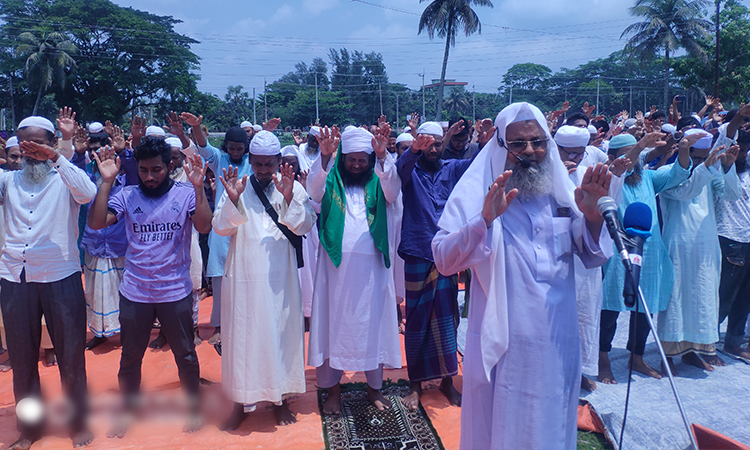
[111, 125, 126, 153]
[582, 102, 595, 117]
[319, 126, 340, 157]
[560, 101, 570, 114]
[57, 107, 77, 140]
[219, 166, 248, 206]
[185, 153, 207, 188]
[129, 115, 146, 140]
[408, 113, 420, 136]
[273, 162, 296, 204]
[649, 105, 658, 116]
[180, 112, 203, 127]
[635, 110, 644, 121]
[477, 123, 497, 150]
[263, 118, 281, 132]
[293, 129, 303, 146]
[704, 145, 726, 168]
[92, 146, 121, 183]
[608, 157, 631, 177]
[378, 115, 387, 128]
[20, 140, 59, 162]
[737, 103, 750, 119]
[164, 111, 185, 136]
[721, 144, 740, 171]
[103, 120, 115, 138]
[678, 131, 707, 150]
[411, 134, 434, 154]
[575, 162, 612, 221]
[641, 131, 668, 148]
[446, 119, 465, 137]
[372, 123, 390, 160]
[482, 171, 518, 227]
[297, 169, 308, 189]
[74, 125, 89, 153]
[563, 160, 577, 175]
[705, 95, 714, 106]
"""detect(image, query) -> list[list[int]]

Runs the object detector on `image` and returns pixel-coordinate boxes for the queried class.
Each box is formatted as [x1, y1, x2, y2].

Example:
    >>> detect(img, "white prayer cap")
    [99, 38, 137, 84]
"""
[403, 126, 411, 133]
[587, 124, 598, 134]
[341, 127, 374, 155]
[684, 128, 712, 149]
[395, 132, 414, 145]
[281, 144, 309, 171]
[145, 126, 165, 137]
[554, 125, 590, 148]
[661, 123, 677, 136]
[344, 125, 357, 133]
[6, 136, 18, 148]
[624, 118, 637, 129]
[309, 126, 322, 138]
[692, 114, 702, 122]
[252, 124, 262, 132]
[88, 122, 104, 134]
[18, 116, 55, 134]
[165, 137, 182, 149]
[417, 121, 443, 137]
[240, 121, 253, 129]
[249, 130, 281, 156]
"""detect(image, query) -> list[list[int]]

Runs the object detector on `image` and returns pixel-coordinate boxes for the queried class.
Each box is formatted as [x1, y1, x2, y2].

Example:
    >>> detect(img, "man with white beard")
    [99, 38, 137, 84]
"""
[0, 116, 97, 449]
[432, 103, 613, 449]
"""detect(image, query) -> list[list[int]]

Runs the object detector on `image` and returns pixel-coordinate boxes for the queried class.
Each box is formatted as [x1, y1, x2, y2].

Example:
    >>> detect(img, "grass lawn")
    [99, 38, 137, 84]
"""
[578, 430, 614, 450]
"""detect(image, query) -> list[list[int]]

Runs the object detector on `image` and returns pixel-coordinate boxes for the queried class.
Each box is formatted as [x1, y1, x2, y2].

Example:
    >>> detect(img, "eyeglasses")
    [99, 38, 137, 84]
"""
[558, 146, 584, 159]
[504, 138, 548, 152]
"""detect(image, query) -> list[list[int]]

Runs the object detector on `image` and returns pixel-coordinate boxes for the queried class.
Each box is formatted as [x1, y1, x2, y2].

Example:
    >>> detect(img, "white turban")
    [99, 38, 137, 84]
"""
[554, 125, 590, 148]
[661, 123, 677, 137]
[344, 125, 357, 133]
[89, 122, 104, 134]
[145, 126, 165, 137]
[252, 124, 262, 132]
[434, 102, 609, 383]
[249, 130, 281, 156]
[240, 121, 253, 129]
[417, 121, 443, 137]
[587, 125, 598, 134]
[18, 116, 55, 134]
[684, 128, 712, 149]
[165, 137, 182, 149]
[341, 127, 374, 154]
[6, 136, 18, 148]
[281, 144, 310, 171]
[309, 126, 322, 138]
[395, 133, 414, 145]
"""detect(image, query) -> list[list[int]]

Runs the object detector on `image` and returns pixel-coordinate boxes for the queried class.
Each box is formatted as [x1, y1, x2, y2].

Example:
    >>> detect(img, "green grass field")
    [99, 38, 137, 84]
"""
[577, 430, 613, 450]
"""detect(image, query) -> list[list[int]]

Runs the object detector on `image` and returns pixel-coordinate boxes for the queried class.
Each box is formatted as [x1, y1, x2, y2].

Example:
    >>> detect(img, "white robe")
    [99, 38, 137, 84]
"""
[171, 167, 202, 292]
[658, 163, 741, 348]
[307, 154, 402, 371]
[213, 179, 316, 404]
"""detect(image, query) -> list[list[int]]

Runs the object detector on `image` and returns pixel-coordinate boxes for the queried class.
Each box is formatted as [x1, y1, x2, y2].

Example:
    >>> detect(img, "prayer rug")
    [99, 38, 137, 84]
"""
[318, 381, 445, 450]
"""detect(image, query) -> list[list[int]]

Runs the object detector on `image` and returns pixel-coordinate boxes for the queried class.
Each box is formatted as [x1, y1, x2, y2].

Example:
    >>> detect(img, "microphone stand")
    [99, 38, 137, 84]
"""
[619, 262, 698, 450]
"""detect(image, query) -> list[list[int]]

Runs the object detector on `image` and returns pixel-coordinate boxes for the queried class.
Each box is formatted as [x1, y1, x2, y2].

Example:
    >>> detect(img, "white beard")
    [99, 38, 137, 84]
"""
[21, 159, 53, 185]
[505, 156, 553, 198]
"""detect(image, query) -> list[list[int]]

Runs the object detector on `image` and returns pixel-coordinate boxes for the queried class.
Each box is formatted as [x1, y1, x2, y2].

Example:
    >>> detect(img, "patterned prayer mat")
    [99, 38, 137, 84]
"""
[318, 381, 445, 450]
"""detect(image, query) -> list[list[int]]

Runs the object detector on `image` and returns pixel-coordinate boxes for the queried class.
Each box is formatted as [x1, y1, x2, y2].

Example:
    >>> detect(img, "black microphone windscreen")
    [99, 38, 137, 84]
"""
[623, 202, 652, 232]
[520, 159, 531, 168]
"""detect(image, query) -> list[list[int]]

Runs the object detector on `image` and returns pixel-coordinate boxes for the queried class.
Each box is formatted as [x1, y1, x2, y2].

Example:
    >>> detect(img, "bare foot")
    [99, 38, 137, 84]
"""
[106, 413, 133, 439]
[702, 353, 726, 367]
[661, 357, 679, 377]
[581, 376, 597, 392]
[597, 352, 617, 384]
[322, 384, 341, 415]
[148, 331, 167, 349]
[183, 412, 203, 433]
[86, 336, 108, 351]
[273, 400, 297, 426]
[366, 386, 392, 411]
[44, 348, 57, 366]
[0, 359, 10, 372]
[220, 402, 248, 431]
[629, 354, 662, 379]
[193, 328, 202, 347]
[8, 433, 38, 450]
[681, 352, 713, 371]
[72, 428, 94, 447]
[439, 377, 462, 406]
[402, 382, 421, 410]
[208, 329, 221, 346]
[723, 345, 750, 361]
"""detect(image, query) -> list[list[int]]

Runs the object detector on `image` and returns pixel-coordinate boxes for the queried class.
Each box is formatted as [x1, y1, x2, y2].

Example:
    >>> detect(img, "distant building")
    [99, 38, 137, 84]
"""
[424, 79, 468, 98]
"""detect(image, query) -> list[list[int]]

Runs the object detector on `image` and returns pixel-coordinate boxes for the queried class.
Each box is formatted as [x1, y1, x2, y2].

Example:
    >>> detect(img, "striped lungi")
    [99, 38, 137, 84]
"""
[84, 254, 125, 338]
[403, 254, 460, 382]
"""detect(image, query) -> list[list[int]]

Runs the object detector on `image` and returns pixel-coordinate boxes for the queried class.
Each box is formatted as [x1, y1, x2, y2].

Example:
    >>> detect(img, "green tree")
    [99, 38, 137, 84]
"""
[15, 29, 76, 115]
[418, 0, 493, 120]
[621, 0, 712, 108]
[444, 86, 470, 115]
[329, 48, 389, 125]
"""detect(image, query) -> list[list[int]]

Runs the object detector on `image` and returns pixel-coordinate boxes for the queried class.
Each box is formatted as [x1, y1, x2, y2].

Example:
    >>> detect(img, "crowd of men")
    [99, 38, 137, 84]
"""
[0, 93, 748, 450]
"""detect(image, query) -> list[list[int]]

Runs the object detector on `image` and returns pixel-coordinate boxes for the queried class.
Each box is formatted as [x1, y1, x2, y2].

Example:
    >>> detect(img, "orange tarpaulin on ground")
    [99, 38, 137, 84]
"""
[693, 423, 750, 450]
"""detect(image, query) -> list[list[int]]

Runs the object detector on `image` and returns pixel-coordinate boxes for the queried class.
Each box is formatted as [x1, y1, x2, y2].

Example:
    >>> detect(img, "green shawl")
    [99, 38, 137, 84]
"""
[319, 143, 390, 268]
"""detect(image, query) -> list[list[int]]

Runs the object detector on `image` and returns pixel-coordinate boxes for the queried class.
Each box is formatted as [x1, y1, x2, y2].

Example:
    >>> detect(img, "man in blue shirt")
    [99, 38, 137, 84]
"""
[397, 121, 483, 410]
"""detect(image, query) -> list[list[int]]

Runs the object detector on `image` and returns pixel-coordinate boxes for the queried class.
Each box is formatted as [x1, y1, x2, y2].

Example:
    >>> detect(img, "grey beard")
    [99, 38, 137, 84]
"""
[505, 157, 553, 197]
[170, 166, 185, 181]
[21, 160, 52, 185]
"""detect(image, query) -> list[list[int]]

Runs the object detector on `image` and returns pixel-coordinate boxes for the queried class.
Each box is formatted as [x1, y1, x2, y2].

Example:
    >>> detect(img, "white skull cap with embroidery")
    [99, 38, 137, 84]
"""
[249, 130, 281, 156]
[417, 121, 443, 137]
[18, 116, 55, 134]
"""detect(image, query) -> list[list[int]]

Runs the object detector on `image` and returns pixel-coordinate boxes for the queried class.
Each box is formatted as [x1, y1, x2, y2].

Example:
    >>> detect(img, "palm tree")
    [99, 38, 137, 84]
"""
[444, 86, 470, 115]
[621, 0, 711, 108]
[419, 0, 493, 120]
[15, 30, 77, 115]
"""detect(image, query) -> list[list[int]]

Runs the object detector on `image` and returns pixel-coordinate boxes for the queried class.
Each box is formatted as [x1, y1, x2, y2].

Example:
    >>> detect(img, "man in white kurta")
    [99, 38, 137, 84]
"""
[213, 131, 316, 429]
[307, 126, 402, 414]
[432, 103, 613, 450]
[658, 129, 741, 371]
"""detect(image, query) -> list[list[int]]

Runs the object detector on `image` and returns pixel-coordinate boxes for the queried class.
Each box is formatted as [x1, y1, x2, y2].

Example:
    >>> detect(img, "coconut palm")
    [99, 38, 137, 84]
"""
[444, 86, 470, 115]
[419, 0, 493, 120]
[621, 0, 711, 108]
[15, 30, 77, 115]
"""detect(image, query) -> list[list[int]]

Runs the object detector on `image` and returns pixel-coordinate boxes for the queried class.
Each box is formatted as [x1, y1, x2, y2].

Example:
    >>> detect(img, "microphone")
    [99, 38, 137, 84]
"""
[621, 202, 652, 308]
[596, 196, 630, 268]
[510, 151, 531, 168]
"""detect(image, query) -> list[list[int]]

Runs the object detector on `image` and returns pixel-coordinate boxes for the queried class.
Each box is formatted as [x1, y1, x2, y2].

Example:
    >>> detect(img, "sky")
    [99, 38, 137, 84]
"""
[110, 0, 748, 98]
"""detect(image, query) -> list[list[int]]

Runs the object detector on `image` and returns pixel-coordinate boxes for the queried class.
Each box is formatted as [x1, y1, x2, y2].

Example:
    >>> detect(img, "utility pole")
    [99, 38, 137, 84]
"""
[379, 82, 383, 116]
[8, 76, 15, 130]
[643, 90, 646, 114]
[472, 84, 476, 124]
[253, 87, 256, 124]
[419, 70, 426, 120]
[595, 76, 600, 116]
[629, 82, 633, 113]
[263, 78, 268, 123]
[315, 73, 320, 124]
[509, 85, 513, 105]
[395, 93, 399, 130]
[715, 0, 720, 97]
